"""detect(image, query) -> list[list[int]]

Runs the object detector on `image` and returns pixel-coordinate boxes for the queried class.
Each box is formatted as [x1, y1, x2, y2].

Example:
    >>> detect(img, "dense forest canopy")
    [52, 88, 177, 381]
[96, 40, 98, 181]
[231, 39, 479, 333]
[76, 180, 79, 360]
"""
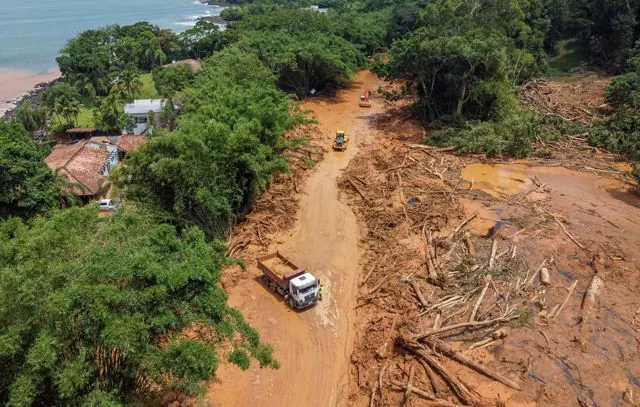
[2, 0, 640, 404]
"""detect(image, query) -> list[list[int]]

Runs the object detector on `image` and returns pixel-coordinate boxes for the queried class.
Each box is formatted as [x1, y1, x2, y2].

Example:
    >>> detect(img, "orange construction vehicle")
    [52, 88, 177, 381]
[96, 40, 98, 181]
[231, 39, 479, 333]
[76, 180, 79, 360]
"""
[359, 89, 372, 107]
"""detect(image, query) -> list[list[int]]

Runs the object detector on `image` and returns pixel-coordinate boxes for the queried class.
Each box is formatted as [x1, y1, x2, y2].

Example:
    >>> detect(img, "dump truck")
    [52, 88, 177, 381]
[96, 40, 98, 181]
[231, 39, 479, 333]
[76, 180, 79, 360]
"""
[333, 130, 348, 151]
[257, 251, 321, 309]
[359, 89, 372, 108]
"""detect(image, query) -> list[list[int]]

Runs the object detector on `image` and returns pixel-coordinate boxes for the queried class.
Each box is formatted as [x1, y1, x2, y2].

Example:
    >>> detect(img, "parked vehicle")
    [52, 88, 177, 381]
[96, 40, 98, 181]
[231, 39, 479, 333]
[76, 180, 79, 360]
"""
[98, 199, 117, 211]
[257, 251, 321, 309]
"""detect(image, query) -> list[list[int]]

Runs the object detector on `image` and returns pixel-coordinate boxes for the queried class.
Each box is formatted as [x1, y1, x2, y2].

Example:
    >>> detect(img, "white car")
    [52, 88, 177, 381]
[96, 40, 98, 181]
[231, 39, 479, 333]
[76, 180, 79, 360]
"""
[98, 199, 117, 211]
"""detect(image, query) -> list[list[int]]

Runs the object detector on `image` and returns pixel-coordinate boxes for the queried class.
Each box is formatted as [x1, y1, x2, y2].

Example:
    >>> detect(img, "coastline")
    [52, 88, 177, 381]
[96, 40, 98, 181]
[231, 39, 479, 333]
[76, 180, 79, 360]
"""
[0, 68, 61, 118]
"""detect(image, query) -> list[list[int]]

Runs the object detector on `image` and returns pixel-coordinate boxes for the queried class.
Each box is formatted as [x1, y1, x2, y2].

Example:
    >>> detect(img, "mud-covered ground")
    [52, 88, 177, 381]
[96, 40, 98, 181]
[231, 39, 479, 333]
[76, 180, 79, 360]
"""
[341, 95, 640, 407]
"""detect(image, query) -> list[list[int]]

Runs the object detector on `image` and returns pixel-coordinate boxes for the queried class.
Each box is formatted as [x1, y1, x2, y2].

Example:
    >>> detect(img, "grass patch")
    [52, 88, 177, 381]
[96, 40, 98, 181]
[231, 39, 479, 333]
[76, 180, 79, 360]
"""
[138, 73, 159, 99]
[548, 39, 588, 77]
[76, 106, 96, 128]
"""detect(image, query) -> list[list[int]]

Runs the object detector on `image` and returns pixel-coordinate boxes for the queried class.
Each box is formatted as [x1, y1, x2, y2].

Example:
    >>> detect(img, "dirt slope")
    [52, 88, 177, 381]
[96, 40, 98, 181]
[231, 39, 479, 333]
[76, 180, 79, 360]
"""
[207, 71, 385, 406]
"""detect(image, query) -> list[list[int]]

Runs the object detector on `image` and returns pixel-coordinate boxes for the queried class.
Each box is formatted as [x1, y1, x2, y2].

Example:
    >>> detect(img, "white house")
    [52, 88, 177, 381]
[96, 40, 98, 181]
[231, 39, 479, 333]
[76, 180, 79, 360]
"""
[124, 99, 166, 135]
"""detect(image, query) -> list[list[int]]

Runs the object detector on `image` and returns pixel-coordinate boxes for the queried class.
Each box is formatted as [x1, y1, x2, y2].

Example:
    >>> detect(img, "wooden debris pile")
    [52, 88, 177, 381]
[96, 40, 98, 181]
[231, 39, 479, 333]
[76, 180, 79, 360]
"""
[340, 143, 554, 407]
[521, 76, 611, 123]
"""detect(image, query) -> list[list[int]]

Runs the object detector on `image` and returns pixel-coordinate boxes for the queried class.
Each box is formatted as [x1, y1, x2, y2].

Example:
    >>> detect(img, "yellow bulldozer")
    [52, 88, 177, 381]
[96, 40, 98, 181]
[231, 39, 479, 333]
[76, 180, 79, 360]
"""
[333, 130, 348, 151]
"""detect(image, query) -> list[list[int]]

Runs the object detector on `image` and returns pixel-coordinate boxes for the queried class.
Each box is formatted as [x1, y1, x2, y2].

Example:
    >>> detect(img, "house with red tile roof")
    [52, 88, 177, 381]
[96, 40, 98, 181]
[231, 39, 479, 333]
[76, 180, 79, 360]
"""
[117, 135, 148, 155]
[45, 139, 119, 197]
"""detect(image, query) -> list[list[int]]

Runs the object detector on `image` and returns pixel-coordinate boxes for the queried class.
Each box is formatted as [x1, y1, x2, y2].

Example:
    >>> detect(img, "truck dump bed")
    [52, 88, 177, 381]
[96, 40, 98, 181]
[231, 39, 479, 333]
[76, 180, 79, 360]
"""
[257, 252, 305, 291]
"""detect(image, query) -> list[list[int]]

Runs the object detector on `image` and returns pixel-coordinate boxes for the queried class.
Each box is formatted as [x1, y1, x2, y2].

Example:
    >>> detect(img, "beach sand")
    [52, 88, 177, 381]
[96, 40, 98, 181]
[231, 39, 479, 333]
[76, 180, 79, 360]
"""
[0, 68, 61, 116]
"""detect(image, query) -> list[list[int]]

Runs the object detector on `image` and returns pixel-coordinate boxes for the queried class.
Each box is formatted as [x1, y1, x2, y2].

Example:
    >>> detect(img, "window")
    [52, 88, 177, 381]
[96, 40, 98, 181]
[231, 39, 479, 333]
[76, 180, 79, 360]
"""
[135, 116, 148, 124]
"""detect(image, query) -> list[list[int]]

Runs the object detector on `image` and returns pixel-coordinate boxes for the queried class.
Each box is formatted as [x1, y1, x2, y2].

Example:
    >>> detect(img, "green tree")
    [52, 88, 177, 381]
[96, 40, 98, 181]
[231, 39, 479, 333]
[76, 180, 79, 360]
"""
[180, 21, 223, 60]
[112, 70, 143, 102]
[14, 103, 47, 135]
[94, 92, 127, 134]
[117, 49, 299, 237]
[157, 28, 186, 61]
[140, 31, 167, 69]
[0, 207, 276, 405]
[0, 122, 58, 219]
[237, 31, 360, 96]
[152, 64, 195, 97]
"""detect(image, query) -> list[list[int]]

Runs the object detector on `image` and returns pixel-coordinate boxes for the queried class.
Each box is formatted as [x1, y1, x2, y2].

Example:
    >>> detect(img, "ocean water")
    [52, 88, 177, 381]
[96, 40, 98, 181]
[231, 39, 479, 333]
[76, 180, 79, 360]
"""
[0, 0, 222, 73]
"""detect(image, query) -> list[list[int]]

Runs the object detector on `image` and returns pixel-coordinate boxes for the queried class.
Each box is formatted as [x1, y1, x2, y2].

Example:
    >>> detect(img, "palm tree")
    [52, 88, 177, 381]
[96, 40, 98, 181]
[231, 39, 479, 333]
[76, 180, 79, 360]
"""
[57, 99, 81, 127]
[53, 91, 81, 127]
[117, 70, 143, 101]
[15, 103, 38, 133]
[73, 75, 97, 102]
[95, 92, 125, 134]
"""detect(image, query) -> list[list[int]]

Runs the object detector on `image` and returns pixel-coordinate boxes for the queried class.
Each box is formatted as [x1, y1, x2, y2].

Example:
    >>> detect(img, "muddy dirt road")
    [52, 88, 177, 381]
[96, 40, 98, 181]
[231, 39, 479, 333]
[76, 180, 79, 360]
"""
[208, 71, 385, 406]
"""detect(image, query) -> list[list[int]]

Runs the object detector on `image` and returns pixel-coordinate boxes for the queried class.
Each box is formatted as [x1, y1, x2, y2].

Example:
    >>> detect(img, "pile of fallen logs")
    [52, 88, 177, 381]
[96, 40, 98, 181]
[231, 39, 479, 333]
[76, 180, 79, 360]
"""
[521, 79, 605, 123]
[341, 142, 542, 406]
[341, 136, 615, 406]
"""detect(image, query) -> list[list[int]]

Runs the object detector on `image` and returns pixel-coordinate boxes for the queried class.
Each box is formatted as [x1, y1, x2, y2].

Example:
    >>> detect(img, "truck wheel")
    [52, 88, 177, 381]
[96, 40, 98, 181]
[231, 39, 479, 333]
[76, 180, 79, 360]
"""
[269, 282, 276, 292]
[288, 297, 295, 309]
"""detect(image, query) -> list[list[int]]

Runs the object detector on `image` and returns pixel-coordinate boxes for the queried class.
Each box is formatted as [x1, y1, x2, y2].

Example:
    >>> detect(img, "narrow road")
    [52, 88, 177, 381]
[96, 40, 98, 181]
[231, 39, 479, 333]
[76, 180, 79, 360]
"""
[208, 71, 384, 406]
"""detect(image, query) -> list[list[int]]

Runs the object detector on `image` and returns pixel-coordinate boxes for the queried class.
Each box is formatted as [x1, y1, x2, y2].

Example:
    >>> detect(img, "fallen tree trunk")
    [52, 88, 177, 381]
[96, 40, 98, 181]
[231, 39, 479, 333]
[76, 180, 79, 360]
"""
[421, 337, 522, 390]
[469, 276, 491, 322]
[399, 338, 480, 406]
[388, 380, 469, 407]
[414, 315, 516, 340]
[409, 144, 457, 153]
[448, 211, 479, 242]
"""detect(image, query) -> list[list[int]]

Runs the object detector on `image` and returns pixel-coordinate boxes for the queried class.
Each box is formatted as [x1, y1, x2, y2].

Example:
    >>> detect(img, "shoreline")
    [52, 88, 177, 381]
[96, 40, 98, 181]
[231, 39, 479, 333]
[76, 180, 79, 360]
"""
[0, 2, 225, 120]
[0, 68, 61, 118]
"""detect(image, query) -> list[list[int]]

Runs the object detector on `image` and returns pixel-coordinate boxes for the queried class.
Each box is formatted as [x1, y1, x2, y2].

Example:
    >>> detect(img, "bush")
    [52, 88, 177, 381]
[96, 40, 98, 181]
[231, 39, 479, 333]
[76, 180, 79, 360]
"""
[589, 109, 640, 159]
[429, 108, 540, 158]
[227, 349, 251, 370]
[604, 73, 640, 109]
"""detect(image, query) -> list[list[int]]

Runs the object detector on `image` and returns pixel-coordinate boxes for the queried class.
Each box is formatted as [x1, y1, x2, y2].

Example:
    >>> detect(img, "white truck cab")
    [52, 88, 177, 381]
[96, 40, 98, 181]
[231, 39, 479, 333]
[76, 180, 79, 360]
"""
[288, 273, 320, 309]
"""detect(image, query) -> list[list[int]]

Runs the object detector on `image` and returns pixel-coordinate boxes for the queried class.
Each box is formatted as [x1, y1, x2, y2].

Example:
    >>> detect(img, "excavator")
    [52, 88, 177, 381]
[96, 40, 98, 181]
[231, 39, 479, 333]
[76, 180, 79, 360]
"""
[359, 89, 372, 108]
[333, 130, 348, 151]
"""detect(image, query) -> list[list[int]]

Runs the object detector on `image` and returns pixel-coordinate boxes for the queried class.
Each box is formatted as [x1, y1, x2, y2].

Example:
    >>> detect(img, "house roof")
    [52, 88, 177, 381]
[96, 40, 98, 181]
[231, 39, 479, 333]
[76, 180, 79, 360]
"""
[117, 135, 148, 152]
[124, 99, 165, 115]
[45, 141, 110, 196]
[163, 58, 202, 72]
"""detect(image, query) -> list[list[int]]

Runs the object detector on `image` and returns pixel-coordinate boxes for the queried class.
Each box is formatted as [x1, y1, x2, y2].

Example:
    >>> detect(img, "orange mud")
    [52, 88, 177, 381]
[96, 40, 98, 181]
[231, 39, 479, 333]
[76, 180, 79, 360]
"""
[207, 71, 385, 407]
[458, 161, 640, 407]
[462, 163, 533, 198]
